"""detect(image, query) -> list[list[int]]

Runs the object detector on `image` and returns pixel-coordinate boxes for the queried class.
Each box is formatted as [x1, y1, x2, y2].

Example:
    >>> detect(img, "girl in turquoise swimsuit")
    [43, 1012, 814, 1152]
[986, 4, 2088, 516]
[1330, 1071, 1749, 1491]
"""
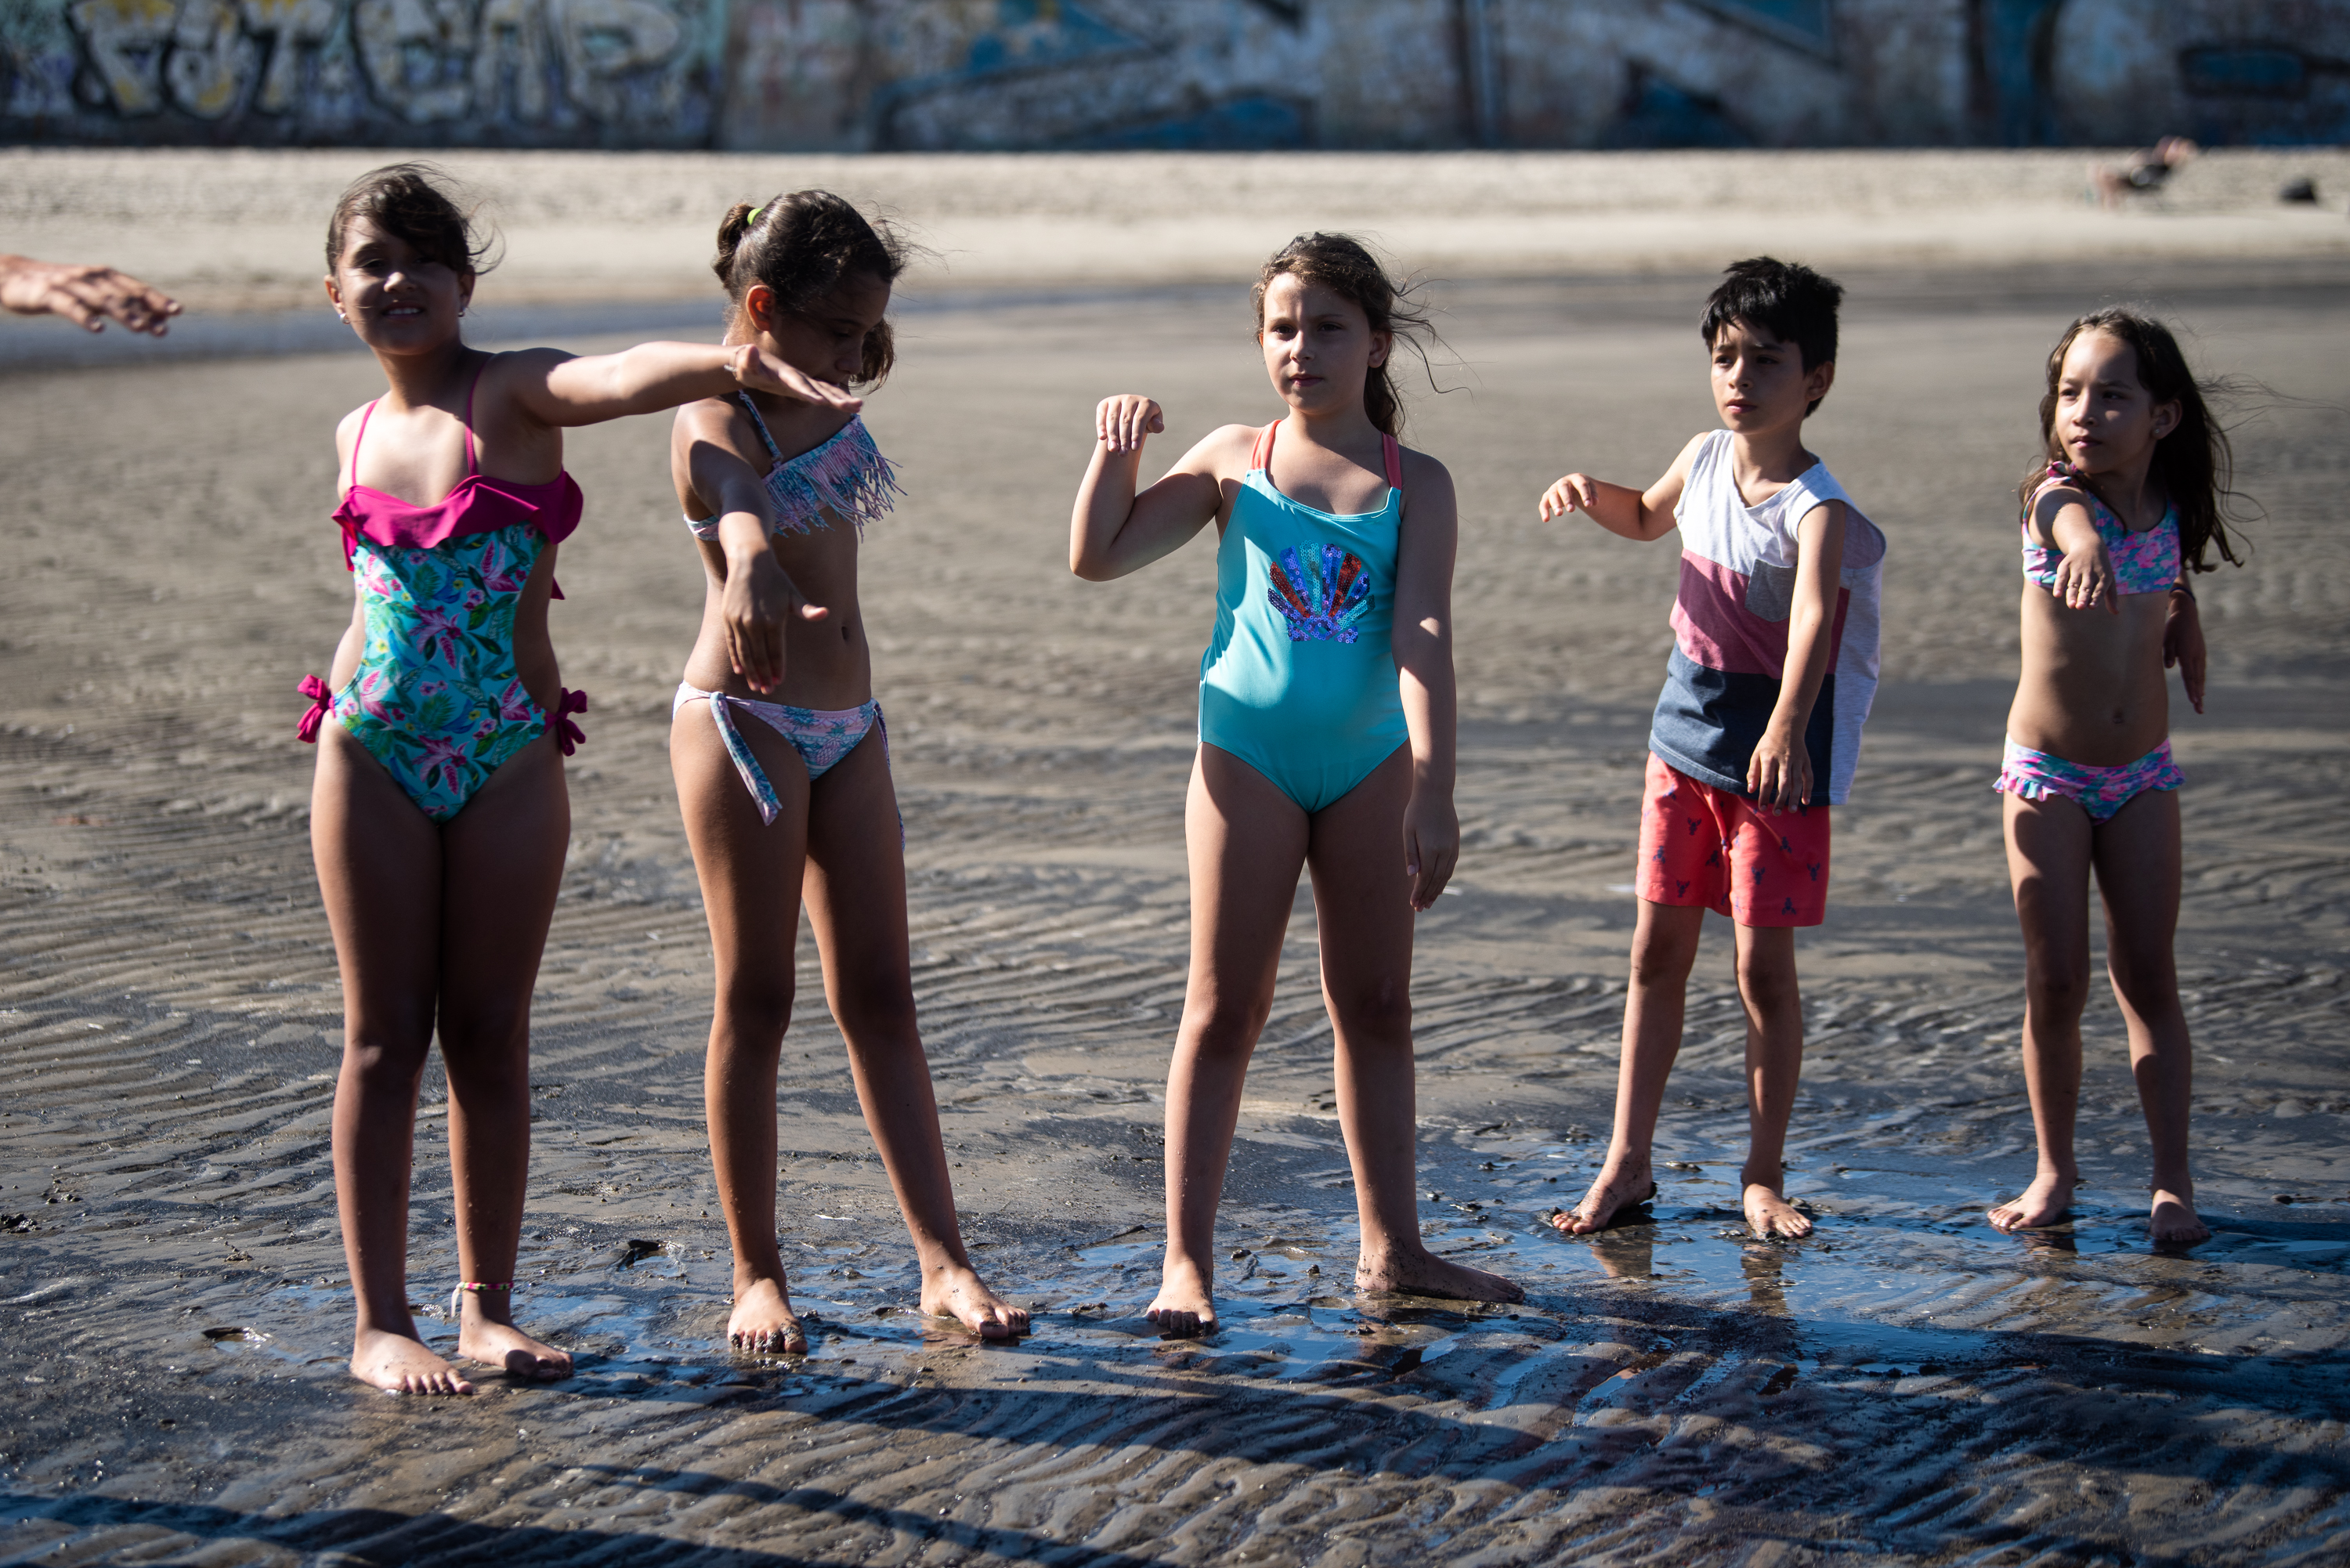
[1071, 233, 1523, 1335]
[667, 192, 1029, 1353]
[303, 164, 851, 1396]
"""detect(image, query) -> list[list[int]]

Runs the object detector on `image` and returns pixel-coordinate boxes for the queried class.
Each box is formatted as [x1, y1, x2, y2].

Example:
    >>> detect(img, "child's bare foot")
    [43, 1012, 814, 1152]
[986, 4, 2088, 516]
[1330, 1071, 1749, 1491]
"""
[1743, 1183, 1813, 1238]
[1146, 1257, 1217, 1337]
[728, 1275, 807, 1355]
[351, 1327, 474, 1396]
[922, 1263, 1029, 1340]
[457, 1319, 573, 1382]
[1552, 1157, 1656, 1235]
[1357, 1245, 1524, 1306]
[1987, 1168, 2077, 1232]
[2149, 1185, 2210, 1245]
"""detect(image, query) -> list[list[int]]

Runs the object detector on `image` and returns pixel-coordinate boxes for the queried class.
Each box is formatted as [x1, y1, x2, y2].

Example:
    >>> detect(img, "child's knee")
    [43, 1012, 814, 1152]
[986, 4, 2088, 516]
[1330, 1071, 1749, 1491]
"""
[828, 974, 917, 1041]
[2025, 956, 2092, 1013]
[2106, 949, 2179, 1018]
[716, 975, 797, 1042]
[1183, 995, 1271, 1059]
[1327, 981, 1410, 1042]
[1734, 952, 1800, 1016]
[341, 1029, 430, 1087]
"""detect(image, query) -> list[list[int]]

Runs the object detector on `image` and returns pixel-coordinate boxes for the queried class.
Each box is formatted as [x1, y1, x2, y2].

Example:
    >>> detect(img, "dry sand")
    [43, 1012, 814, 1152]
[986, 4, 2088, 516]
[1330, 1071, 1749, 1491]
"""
[3, 152, 2348, 1565]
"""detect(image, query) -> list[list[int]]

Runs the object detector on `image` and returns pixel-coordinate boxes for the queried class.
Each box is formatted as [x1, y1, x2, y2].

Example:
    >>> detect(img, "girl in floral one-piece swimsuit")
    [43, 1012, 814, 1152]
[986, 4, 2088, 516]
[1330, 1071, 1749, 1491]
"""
[302, 164, 851, 1397]
[1987, 308, 2247, 1248]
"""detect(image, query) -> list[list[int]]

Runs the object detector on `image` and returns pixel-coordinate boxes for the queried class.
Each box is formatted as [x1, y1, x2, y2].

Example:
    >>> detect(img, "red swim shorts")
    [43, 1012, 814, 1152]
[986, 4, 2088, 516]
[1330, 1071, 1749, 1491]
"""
[1635, 753, 1831, 927]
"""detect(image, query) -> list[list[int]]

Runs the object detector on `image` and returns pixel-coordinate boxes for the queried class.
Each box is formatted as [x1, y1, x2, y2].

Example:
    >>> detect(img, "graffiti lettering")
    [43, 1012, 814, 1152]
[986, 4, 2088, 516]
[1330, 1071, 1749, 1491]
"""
[244, 0, 339, 113]
[64, 0, 178, 115]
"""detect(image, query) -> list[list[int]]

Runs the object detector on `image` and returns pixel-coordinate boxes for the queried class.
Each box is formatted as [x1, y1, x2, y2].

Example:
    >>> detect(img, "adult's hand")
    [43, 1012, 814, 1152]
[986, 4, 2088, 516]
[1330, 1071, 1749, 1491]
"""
[0, 255, 181, 335]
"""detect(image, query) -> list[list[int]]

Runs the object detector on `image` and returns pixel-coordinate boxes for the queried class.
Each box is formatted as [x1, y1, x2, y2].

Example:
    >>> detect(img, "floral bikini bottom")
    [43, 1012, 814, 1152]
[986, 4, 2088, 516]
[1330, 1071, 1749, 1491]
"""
[674, 683, 885, 827]
[1994, 735, 2182, 823]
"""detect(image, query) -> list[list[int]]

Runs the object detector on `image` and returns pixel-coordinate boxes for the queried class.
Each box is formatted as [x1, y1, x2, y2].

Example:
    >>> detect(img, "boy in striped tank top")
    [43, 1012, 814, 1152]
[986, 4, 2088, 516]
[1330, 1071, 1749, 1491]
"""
[1536, 258, 1885, 1240]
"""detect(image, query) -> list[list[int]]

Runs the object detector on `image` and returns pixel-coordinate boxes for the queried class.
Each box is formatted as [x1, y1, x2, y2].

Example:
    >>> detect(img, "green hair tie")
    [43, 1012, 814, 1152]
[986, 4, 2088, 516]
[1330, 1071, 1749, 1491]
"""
[745, 205, 763, 227]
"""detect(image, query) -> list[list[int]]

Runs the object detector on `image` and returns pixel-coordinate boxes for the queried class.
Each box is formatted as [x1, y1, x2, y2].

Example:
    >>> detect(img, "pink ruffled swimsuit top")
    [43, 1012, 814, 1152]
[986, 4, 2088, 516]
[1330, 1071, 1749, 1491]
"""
[299, 363, 587, 822]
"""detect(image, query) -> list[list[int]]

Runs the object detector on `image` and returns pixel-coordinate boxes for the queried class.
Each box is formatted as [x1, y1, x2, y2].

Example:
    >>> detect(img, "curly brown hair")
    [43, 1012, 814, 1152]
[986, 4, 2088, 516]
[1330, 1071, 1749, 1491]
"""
[714, 190, 908, 388]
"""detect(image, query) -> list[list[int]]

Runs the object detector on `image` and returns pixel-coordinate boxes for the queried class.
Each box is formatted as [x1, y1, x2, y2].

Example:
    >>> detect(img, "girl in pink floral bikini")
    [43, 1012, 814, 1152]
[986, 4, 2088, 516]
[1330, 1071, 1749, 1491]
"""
[1989, 309, 2247, 1246]
[302, 164, 852, 1396]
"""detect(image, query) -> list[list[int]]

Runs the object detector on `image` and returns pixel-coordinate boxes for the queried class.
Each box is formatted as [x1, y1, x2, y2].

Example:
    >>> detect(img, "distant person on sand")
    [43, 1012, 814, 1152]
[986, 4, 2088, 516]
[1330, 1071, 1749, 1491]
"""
[0, 252, 179, 334]
[299, 163, 857, 1395]
[1538, 258, 1885, 1242]
[2092, 137, 2198, 210]
[1070, 233, 1522, 1335]
[1986, 309, 2243, 1246]
[667, 192, 1028, 1353]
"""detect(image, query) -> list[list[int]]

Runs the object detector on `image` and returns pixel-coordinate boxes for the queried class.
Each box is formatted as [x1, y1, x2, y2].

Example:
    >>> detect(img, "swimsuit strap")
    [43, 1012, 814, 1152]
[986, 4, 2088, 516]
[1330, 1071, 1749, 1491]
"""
[461, 356, 487, 475]
[350, 397, 380, 468]
[736, 391, 787, 464]
[1249, 421, 1278, 472]
[1250, 421, 1404, 499]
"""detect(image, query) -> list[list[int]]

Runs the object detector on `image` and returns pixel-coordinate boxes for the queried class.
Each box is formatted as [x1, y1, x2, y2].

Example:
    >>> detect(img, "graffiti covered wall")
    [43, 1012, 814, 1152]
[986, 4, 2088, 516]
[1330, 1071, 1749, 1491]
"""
[4, 0, 2346, 149]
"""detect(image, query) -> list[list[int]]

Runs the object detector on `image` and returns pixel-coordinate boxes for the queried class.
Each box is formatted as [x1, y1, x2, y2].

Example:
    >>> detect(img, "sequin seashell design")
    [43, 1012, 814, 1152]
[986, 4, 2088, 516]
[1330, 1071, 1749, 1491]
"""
[1267, 544, 1375, 644]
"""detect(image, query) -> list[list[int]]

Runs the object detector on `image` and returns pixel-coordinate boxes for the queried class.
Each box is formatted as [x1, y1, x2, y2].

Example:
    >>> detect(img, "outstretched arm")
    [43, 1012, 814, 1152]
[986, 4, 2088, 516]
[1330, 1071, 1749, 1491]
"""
[2031, 486, 2121, 616]
[679, 402, 828, 695]
[0, 254, 180, 335]
[501, 342, 862, 429]
[1392, 453, 1461, 911]
[1537, 433, 1705, 541]
[1748, 500, 1848, 814]
[1068, 395, 1239, 581]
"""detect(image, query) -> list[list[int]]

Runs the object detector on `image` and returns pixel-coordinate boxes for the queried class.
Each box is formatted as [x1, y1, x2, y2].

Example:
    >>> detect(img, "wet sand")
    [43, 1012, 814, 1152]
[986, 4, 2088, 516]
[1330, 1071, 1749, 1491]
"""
[4, 156, 2349, 1564]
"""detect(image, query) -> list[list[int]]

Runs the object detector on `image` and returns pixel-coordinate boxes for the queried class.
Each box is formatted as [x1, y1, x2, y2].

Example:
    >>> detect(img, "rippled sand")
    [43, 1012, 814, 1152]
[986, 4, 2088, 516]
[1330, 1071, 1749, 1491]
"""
[2, 247, 2347, 1563]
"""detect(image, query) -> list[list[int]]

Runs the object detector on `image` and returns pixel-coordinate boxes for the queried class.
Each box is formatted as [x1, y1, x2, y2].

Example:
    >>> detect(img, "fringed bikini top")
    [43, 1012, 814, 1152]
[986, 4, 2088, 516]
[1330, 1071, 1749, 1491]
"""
[685, 392, 902, 541]
[2022, 461, 2180, 597]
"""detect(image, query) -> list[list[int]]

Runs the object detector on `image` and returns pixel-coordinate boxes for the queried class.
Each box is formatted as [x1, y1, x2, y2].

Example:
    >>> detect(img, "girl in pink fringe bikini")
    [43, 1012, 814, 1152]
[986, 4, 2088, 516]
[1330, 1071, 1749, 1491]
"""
[667, 192, 1028, 1353]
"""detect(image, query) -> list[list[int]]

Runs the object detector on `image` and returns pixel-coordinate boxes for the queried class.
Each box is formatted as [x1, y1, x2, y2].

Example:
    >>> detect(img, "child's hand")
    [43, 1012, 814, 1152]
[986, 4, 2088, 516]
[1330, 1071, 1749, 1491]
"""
[2051, 539, 2120, 615]
[2165, 588, 2207, 714]
[733, 345, 863, 413]
[1095, 395, 1164, 455]
[1402, 791, 1459, 911]
[1747, 723, 1813, 816]
[721, 547, 828, 694]
[1537, 473, 1601, 522]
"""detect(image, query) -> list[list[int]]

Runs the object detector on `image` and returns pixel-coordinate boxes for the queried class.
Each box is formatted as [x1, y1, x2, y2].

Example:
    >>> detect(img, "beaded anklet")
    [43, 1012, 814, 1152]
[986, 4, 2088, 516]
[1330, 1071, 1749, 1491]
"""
[447, 1280, 515, 1321]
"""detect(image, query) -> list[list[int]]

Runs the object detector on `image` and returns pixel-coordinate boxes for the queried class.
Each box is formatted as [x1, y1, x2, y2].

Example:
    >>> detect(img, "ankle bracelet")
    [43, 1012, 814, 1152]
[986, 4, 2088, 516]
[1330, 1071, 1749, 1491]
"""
[447, 1280, 515, 1319]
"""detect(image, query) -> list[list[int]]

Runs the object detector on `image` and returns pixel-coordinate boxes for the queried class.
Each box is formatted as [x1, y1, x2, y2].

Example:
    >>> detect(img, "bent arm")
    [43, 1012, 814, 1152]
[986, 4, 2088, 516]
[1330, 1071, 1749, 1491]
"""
[679, 403, 825, 692]
[1748, 500, 1846, 811]
[1070, 402, 1236, 581]
[1538, 432, 1701, 542]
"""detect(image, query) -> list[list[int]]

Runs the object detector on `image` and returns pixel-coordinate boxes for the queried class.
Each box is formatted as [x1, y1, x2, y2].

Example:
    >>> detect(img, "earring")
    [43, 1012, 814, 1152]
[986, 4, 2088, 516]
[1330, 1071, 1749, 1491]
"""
[337, 311, 348, 321]
[458, 305, 468, 317]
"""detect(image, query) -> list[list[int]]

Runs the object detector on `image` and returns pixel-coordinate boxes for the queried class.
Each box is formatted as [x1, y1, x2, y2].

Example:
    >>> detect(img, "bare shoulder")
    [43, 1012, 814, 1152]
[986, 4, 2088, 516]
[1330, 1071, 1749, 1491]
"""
[1396, 443, 1453, 489]
[1177, 421, 1264, 483]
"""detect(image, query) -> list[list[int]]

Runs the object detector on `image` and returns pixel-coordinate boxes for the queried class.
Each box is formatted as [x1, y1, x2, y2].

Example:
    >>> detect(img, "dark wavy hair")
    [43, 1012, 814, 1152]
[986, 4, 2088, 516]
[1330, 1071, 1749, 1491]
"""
[2023, 309, 2246, 573]
[1700, 256, 1843, 416]
[1252, 232, 1434, 437]
[325, 162, 496, 276]
[714, 190, 908, 388]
